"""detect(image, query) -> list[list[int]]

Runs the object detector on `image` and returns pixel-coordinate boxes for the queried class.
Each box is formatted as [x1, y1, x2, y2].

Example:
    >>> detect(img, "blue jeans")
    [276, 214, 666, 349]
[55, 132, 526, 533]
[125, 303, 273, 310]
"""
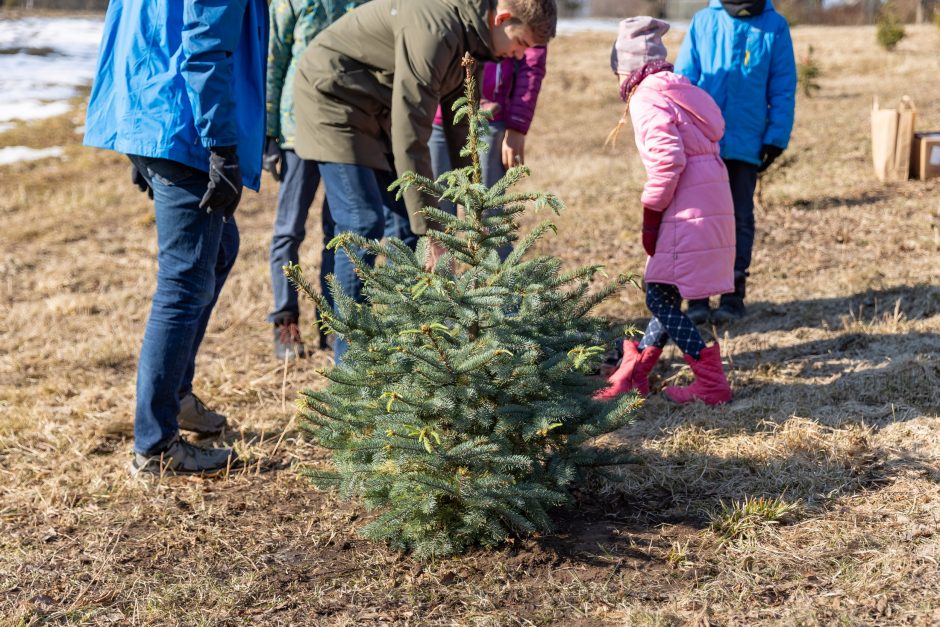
[128, 156, 239, 455]
[429, 122, 510, 259]
[268, 149, 334, 323]
[429, 121, 507, 196]
[724, 159, 759, 280]
[316, 162, 417, 362]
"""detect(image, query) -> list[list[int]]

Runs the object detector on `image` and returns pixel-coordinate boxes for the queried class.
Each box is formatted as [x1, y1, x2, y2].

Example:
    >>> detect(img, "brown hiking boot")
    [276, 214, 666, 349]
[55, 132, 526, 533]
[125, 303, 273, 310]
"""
[273, 318, 306, 361]
[177, 392, 227, 435]
[130, 436, 239, 476]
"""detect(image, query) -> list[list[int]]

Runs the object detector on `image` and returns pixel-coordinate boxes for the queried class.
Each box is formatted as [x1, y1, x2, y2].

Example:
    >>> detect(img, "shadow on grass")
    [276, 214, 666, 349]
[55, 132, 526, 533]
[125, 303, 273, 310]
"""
[788, 189, 889, 211]
[715, 283, 940, 336]
[529, 421, 898, 566]
[605, 284, 940, 352]
[532, 319, 939, 566]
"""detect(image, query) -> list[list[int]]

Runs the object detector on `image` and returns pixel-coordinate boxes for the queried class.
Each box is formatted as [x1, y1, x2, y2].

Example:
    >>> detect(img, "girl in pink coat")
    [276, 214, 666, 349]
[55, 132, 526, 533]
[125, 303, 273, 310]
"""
[597, 16, 734, 405]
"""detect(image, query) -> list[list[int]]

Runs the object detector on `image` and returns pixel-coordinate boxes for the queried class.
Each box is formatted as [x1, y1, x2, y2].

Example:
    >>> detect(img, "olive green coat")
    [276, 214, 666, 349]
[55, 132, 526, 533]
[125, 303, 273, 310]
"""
[293, 0, 496, 234]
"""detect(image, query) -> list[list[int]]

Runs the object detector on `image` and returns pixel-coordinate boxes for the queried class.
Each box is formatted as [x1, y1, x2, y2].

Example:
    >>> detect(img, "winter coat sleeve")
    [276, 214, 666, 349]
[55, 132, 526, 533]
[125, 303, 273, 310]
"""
[266, 0, 296, 139]
[391, 26, 462, 234]
[630, 91, 687, 211]
[503, 46, 547, 135]
[674, 18, 701, 84]
[762, 21, 797, 150]
[180, 0, 249, 149]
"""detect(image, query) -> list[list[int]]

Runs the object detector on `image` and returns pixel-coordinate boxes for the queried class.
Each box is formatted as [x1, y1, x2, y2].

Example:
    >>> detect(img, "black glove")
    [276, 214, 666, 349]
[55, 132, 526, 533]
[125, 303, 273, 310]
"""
[199, 146, 242, 220]
[262, 136, 284, 182]
[130, 164, 153, 199]
[758, 144, 783, 173]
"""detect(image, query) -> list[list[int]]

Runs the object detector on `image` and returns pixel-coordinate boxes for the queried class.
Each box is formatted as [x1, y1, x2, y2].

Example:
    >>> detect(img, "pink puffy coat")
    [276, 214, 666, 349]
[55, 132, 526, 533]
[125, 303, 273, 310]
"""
[630, 71, 735, 300]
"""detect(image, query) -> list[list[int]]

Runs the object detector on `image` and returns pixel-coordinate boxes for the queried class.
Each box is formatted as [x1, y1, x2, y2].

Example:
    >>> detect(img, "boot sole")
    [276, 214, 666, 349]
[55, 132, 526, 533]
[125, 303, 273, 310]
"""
[129, 458, 243, 477]
[178, 424, 226, 437]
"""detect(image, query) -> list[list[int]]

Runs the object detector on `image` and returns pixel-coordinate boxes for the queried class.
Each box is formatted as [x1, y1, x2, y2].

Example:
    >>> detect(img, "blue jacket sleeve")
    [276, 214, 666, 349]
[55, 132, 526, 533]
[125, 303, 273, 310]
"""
[762, 20, 797, 150]
[181, 0, 249, 148]
[674, 17, 701, 84]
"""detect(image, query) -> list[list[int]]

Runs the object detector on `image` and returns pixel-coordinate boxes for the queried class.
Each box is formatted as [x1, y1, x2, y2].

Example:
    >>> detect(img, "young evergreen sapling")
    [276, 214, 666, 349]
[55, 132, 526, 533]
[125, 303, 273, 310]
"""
[286, 55, 639, 559]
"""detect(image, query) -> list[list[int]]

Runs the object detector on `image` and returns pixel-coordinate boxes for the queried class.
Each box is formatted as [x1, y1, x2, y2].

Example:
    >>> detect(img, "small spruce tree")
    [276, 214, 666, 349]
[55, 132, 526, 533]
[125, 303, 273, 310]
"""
[286, 55, 639, 559]
[797, 45, 821, 98]
[877, 6, 906, 50]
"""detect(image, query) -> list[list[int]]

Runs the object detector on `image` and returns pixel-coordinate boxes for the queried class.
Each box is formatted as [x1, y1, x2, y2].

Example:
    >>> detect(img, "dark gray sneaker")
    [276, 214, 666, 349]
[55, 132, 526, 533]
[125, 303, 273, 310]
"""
[178, 392, 227, 435]
[686, 299, 711, 325]
[712, 298, 746, 323]
[130, 436, 239, 476]
[713, 274, 747, 323]
[273, 319, 306, 361]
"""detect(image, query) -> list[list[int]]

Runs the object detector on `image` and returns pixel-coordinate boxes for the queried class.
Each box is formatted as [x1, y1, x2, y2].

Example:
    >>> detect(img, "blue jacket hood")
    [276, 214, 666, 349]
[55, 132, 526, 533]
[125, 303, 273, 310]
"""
[708, 0, 777, 11]
[675, 0, 796, 164]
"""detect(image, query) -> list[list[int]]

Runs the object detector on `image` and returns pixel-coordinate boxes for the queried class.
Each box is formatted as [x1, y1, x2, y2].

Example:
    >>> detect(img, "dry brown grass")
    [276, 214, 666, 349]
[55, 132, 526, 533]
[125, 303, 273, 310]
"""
[1, 23, 939, 626]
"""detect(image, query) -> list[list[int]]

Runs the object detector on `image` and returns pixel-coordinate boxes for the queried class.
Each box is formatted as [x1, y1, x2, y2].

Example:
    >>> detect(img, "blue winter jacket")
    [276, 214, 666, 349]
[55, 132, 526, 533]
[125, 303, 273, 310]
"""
[84, 0, 269, 191]
[674, 0, 796, 165]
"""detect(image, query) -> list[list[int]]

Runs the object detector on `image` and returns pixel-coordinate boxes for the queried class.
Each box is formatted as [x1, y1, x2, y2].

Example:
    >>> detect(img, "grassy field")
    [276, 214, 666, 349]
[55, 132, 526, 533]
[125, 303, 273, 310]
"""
[1, 22, 939, 626]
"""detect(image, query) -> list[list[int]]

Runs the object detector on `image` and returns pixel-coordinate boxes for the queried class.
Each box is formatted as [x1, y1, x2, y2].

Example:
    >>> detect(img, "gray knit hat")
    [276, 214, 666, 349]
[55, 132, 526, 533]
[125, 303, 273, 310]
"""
[610, 16, 670, 75]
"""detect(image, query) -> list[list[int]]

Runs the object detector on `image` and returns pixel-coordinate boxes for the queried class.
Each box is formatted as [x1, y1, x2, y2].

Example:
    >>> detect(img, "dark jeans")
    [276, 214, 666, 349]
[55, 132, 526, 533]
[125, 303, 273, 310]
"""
[268, 149, 334, 324]
[128, 155, 239, 455]
[316, 161, 417, 362]
[639, 282, 706, 359]
[724, 159, 759, 281]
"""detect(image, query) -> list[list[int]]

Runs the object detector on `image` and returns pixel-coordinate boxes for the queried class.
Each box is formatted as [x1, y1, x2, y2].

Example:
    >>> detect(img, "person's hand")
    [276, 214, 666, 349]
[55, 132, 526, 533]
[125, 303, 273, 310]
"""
[502, 128, 526, 170]
[758, 144, 784, 173]
[130, 164, 153, 199]
[425, 238, 449, 272]
[480, 99, 501, 119]
[642, 206, 662, 257]
[262, 136, 284, 182]
[199, 146, 242, 220]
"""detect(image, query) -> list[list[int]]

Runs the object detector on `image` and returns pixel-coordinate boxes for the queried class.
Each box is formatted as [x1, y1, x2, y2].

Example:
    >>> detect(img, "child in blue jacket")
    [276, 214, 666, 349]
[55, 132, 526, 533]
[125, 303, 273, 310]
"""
[675, 0, 796, 323]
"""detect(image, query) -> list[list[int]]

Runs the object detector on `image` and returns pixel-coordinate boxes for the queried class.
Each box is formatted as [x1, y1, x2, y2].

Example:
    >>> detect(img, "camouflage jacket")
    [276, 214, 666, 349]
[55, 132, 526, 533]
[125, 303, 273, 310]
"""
[266, 0, 367, 148]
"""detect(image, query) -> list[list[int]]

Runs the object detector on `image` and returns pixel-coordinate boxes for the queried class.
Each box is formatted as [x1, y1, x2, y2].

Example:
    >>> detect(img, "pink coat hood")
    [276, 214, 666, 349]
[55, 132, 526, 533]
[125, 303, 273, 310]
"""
[659, 76, 725, 143]
[629, 71, 735, 300]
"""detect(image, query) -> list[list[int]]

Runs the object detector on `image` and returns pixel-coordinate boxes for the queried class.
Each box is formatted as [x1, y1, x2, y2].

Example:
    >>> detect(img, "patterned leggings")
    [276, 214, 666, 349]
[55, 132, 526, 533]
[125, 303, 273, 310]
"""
[637, 282, 706, 359]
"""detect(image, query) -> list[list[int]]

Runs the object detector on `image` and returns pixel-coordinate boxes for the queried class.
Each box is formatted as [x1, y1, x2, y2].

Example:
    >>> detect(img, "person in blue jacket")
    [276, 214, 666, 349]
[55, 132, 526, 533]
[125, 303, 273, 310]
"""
[675, 0, 796, 323]
[84, 0, 268, 475]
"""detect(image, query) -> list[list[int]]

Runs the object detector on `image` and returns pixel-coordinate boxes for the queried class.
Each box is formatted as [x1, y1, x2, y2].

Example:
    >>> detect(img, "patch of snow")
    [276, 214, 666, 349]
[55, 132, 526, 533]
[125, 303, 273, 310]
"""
[0, 17, 103, 126]
[0, 100, 72, 122]
[556, 18, 688, 35]
[557, 18, 622, 34]
[0, 122, 13, 134]
[0, 145, 65, 166]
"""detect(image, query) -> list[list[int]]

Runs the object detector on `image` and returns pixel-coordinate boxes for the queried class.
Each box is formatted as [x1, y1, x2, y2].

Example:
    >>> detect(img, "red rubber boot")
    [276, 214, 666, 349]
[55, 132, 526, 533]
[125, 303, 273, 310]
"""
[595, 340, 662, 400]
[663, 342, 732, 405]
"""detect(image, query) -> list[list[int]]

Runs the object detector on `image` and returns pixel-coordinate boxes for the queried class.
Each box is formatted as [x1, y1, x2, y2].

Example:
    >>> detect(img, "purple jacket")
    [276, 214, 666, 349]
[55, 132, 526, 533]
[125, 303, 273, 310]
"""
[434, 46, 547, 134]
[631, 72, 735, 300]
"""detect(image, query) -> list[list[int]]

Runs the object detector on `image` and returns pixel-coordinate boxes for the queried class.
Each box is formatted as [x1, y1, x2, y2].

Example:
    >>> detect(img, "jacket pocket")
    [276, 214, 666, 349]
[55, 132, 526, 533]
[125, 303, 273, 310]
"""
[135, 156, 198, 187]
